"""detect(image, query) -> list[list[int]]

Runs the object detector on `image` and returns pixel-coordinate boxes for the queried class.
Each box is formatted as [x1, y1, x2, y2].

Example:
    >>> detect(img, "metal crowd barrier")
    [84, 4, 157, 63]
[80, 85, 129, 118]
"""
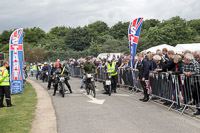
[70, 66, 200, 114]
[149, 72, 178, 109]
[117, 68, 143, 92]
[69, 66, 82, 78]
[149, 72, 200, 114]
[179, 75, 200, 114]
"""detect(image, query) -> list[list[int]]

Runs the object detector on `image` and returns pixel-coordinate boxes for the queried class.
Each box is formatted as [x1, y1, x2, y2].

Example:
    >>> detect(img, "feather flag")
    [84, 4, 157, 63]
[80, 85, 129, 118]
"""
[9, 28, 24, 94]
[128, 18, 143, 67]
[128, 18, 143, 89]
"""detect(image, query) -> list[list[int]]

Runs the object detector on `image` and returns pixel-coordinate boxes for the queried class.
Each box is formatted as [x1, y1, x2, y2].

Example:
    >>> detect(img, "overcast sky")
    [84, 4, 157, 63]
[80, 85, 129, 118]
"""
[0, 0, 199, 33]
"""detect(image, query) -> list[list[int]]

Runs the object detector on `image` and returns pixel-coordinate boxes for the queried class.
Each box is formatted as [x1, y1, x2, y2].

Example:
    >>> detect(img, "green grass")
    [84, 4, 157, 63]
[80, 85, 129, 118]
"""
[0, 82, 37, 133]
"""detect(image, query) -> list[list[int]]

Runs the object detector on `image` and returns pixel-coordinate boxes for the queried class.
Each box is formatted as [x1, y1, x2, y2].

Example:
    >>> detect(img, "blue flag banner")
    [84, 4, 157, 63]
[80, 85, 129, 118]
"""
[128, 18, 143, 67]
[9, 28, 24, 94]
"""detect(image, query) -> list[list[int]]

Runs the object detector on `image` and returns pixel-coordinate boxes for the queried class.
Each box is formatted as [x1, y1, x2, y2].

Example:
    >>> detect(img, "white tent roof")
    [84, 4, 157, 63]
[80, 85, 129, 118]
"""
[144, 44, 182, 54]
[175, 43, 200, 52]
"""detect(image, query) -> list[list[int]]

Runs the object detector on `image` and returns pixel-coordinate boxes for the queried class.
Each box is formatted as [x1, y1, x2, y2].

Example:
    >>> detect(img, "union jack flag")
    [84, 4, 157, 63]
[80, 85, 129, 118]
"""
[128, 18, 143, 67]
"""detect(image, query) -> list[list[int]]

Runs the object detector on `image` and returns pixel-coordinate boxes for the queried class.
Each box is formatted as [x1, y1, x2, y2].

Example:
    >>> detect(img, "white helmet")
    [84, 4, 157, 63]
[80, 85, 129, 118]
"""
[107, 57, 113, 63]
[44, 62, 47, 65]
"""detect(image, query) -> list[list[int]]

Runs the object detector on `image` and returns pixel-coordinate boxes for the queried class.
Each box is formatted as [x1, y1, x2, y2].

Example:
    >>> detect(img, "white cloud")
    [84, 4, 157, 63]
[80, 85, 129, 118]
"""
[0, 0, 199, 33]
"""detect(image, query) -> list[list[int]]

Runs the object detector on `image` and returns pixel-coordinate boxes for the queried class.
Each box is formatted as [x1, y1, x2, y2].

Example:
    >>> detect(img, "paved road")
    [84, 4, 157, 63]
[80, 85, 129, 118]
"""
[30, 77, 200, 133]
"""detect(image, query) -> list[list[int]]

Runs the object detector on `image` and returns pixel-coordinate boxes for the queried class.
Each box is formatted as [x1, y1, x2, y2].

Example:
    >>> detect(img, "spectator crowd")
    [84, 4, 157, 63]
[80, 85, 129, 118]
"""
[68, 48, 200, 115]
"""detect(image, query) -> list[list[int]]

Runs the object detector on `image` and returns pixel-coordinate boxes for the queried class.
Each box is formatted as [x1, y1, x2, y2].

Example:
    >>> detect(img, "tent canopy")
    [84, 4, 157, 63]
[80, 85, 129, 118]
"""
[175, 43, 200, 52]
[143, 44, 182, 54]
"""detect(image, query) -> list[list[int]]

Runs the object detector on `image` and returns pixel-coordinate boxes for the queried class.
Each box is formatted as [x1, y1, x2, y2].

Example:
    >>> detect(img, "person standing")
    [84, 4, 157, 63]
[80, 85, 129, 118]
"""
[183, 53, 200, 115]
[138, 53, 150, 102]
[0, 61, 14, 107]
[56, 59, 60, 67]
[33, 63, 37, 79]
[47, 63, 57, 90]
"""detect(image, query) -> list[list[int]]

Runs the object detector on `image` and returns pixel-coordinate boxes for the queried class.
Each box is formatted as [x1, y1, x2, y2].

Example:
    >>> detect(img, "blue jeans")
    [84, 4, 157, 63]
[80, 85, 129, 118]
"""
[81, 75, 85, 87]
[34, 70, 37, 78]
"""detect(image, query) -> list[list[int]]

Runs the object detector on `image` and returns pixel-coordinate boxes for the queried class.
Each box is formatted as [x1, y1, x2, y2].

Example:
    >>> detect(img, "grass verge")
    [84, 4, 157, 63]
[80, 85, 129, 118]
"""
[0, 82, 37, 133]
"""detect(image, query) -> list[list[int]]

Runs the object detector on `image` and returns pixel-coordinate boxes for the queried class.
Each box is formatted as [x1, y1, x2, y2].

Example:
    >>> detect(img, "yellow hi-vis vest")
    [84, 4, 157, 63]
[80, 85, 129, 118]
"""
[0, 67, 10, 86]
[106, 62, 117, 76]
[33, 65, 37, 70]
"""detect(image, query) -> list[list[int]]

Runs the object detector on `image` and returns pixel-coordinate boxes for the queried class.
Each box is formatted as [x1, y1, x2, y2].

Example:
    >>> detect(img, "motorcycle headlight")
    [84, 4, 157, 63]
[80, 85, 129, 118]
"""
[60, 77, 65, 82]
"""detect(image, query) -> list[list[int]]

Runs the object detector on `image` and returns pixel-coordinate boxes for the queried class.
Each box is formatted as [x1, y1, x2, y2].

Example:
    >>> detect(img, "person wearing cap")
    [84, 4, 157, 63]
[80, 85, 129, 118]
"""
[104, 57, 118, 93]
[138, 53, 149, 102]
[42, 62, 50, 82]
[151, 55, 162, 72]
[80, 56, 97, 88]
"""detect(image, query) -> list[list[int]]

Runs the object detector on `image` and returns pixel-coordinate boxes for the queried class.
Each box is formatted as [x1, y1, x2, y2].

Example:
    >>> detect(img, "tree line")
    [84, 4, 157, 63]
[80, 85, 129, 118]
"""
[0, 16, 200, 62]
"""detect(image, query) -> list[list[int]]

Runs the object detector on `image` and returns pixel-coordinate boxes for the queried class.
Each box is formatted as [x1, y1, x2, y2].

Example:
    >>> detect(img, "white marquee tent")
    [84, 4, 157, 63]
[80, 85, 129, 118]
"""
[143, 44, 182, 54]
[175, 43, 200, 52]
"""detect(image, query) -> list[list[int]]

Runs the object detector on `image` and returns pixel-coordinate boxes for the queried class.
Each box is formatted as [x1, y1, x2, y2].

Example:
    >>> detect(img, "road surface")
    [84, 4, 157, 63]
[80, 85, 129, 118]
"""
[30, 77, 200, 133]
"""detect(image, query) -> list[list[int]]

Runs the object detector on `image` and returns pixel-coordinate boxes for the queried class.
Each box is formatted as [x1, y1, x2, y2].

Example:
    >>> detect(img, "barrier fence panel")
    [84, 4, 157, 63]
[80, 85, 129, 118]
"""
[149, 72, 180, 109]
[117, 68, 143, 92]
[70, 66, 82, 77]
[96, 67, 106, 81]
[179, 75, 200, 114]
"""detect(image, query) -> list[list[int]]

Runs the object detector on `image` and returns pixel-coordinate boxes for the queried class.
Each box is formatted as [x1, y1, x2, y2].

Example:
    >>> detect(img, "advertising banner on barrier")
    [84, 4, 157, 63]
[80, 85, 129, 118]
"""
[9, 28, 24, 94]
[128, 18, 143, 66]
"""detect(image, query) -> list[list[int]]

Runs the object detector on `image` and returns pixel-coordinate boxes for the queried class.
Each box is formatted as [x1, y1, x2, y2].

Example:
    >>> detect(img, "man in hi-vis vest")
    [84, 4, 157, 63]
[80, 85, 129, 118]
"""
[105, 58, 118, 93]
[0, 61, 14, 108]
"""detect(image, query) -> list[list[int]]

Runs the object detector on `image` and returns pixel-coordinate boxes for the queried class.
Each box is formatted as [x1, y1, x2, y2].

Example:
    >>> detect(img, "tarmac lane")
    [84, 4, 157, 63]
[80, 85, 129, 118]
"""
[30, 77, 200, 133]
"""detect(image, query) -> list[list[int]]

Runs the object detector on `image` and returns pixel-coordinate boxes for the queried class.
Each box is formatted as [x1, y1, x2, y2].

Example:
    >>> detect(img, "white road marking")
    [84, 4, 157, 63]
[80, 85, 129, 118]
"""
[83, 93, 105, 105]
[111, 94, 130, 97]
[72, 90, 77, 93]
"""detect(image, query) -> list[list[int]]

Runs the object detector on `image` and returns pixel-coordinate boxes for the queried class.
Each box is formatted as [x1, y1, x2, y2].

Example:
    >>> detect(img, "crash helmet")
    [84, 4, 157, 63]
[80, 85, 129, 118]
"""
[86, 56, 91, 60]
[107, 57, 113, 63]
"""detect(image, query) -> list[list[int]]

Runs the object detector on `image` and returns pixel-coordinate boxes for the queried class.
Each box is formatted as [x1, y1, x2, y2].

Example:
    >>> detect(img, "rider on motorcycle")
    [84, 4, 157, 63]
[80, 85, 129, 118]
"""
[53, 62, 72, 96]
[47, 63, 57, 90]
[105, 57, 118, 93]
[81, 56, 97, 88]
[42, 62, 50, 82]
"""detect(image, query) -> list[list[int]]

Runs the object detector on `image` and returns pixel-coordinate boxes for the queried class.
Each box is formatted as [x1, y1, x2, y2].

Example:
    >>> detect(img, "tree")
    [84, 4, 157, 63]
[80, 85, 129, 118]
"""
[110, 21, 129, 39]
[189, 19, 200, 35]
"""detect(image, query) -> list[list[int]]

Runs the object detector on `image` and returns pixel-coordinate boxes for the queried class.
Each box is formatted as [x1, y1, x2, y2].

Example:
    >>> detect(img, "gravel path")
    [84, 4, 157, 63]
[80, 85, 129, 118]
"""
[28, 79, 57, 133]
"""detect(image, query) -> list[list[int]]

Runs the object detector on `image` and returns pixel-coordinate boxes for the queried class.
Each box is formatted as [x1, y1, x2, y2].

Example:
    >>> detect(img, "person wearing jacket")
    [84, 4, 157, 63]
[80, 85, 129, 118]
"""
[104, 57, 118, 93]
[0, 61, 14, 108]
[42, 62, 50, 82]
[53, 63, 72, 96]
[47, 63, 57, 90]
[138, 53, 150, 102]
[80, 56, 97, 88]
[183, 53, 200, 115]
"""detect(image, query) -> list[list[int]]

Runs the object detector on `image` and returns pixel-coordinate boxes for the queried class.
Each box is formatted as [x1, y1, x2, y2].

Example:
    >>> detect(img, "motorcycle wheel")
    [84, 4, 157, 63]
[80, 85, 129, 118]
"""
[61, 83, 65, 97]
[108, 85, 111, 96]
[86, 84, 90, 95]
[90, 83, 96, 98]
